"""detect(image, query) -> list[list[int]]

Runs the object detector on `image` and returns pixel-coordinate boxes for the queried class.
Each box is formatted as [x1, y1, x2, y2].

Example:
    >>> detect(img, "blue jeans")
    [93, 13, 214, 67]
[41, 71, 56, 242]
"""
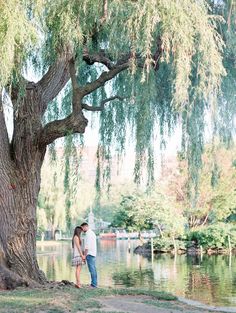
[86, 255, 97, 287]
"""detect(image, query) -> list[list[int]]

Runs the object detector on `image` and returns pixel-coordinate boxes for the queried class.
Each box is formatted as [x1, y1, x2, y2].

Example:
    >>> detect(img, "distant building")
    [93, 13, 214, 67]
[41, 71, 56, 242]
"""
[88, 208, 96, 230]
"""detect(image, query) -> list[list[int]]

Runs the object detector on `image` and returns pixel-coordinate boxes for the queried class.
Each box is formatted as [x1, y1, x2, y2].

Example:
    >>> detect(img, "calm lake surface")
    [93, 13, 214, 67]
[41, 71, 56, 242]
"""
[37, 239, 236, 307]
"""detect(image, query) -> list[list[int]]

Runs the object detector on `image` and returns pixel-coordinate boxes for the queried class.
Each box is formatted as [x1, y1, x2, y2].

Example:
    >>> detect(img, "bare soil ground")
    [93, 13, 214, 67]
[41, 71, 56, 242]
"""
[95, 295, 236, 313]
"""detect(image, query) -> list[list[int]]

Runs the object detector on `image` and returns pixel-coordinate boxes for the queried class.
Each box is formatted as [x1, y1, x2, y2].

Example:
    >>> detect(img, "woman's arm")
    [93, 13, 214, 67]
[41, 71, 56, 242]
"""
[74, 236, 84, 258]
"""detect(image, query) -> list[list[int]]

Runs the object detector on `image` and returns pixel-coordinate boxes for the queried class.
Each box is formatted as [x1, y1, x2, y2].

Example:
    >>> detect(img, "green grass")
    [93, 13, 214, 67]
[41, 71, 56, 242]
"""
[75, 299, 103, 311]
[0, 286, 176, 313]
[143, 299, 184, 311]
[114, 288, 177, 300]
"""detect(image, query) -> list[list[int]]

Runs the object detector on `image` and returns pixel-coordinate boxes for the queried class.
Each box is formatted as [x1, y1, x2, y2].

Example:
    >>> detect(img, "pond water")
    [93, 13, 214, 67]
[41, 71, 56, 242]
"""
[37, 239, 236, 307]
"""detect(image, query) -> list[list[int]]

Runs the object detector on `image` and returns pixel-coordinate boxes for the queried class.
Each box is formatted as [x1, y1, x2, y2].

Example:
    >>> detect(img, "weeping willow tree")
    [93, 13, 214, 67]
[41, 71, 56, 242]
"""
[185, 0, 236, 206]
[0, 0, 229, 288]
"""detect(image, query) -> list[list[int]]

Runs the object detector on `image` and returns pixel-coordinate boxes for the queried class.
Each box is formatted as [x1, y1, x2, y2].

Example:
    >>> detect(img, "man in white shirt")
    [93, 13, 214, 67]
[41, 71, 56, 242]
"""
[80, 222, 97, 287]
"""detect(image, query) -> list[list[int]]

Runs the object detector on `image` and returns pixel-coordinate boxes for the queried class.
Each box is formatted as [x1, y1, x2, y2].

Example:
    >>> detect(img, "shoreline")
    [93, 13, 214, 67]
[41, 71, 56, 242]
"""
[134, 244, 236, 256]
[177, 297, 236, 313]
[36, 240, 236, 256]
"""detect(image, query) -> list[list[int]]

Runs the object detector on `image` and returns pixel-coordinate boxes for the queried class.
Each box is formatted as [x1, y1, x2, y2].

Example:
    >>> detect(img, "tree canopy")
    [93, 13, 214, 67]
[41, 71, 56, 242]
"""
[0, 0, 229, 196]
[1, 0, 236, 225]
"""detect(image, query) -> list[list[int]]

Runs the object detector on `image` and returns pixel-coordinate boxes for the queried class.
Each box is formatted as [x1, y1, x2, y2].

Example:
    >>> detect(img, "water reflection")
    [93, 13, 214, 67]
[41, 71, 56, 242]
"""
[113, 269, 155, 288]
[37, 240, 236, 307]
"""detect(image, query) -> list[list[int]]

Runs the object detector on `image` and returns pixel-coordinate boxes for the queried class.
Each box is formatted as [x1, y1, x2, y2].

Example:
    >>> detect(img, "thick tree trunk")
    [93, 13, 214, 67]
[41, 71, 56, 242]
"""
[0, 162, 46, 288]
[0, 88, 47, 288]
[0, 75, 88, 288]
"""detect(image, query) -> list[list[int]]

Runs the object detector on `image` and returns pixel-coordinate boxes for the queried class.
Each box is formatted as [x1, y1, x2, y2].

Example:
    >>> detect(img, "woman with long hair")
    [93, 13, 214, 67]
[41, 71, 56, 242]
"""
[72, 226, 85, 288]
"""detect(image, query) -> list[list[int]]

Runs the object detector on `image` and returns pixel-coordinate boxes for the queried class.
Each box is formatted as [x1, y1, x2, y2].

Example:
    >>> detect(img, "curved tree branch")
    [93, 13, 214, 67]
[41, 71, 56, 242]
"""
[40, 60, 129, 146]
[40, 113, 88, 146]
[83, 48, 114, 70]
[39, 53, 129, 145]
[37, 49, 73, 112]
[69, 59, 82, 114]
[35, 39, 161, 148]
[81, 62, 130, 97]
[38, 42, 139, 147]
[82, 95, 124, 111]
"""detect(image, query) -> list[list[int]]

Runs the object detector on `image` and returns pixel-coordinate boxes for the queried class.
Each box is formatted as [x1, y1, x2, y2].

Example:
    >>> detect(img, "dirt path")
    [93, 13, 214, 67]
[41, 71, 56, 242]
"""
[96, 296, 236, 313]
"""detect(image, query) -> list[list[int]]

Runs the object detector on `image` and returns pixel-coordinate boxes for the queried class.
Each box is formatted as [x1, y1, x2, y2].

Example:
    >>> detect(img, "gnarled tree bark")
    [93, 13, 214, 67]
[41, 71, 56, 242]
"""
[0, 53, 77, 287]
[0, 86, 47, 288]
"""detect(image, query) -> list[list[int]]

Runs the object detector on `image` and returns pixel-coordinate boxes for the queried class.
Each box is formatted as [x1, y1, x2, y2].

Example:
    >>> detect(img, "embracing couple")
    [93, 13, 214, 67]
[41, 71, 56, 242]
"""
[72, 222, 97, 288]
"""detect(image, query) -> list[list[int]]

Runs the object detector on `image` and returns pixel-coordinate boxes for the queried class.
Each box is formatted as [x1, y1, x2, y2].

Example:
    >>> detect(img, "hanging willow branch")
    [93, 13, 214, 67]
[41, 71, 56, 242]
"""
[3, 0, 226, 195]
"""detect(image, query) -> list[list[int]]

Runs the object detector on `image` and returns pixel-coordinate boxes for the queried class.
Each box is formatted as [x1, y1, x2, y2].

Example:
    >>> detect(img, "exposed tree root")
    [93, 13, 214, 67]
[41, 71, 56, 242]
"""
[0, 265, 29, 290]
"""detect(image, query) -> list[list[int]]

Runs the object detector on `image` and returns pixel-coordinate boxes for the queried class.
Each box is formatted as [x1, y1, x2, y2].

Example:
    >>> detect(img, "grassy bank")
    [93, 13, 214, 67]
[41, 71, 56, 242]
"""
[0, 286, 176, 313]
[1, 286, 233, 313]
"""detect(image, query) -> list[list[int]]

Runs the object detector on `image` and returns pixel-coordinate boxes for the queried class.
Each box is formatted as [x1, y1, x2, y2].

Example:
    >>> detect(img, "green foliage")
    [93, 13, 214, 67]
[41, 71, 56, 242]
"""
[84, 203, 118, 224]
[153, 238, 185, 251]
[0, 0, 41, 87]
[110, 195, 148, 231]
[111, 192, 186, 236]
[1, 0, 229, 196]
[186, 223, 236, 249]
[170, 146, 236, 228]
[7, 2, 236, 221]
[113, 288, 177, 301]
[35, 0, 226, 93]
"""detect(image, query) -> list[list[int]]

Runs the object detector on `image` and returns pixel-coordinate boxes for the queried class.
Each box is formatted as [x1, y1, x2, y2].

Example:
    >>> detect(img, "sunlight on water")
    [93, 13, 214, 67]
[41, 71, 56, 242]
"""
[37, 240, 236, 307]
